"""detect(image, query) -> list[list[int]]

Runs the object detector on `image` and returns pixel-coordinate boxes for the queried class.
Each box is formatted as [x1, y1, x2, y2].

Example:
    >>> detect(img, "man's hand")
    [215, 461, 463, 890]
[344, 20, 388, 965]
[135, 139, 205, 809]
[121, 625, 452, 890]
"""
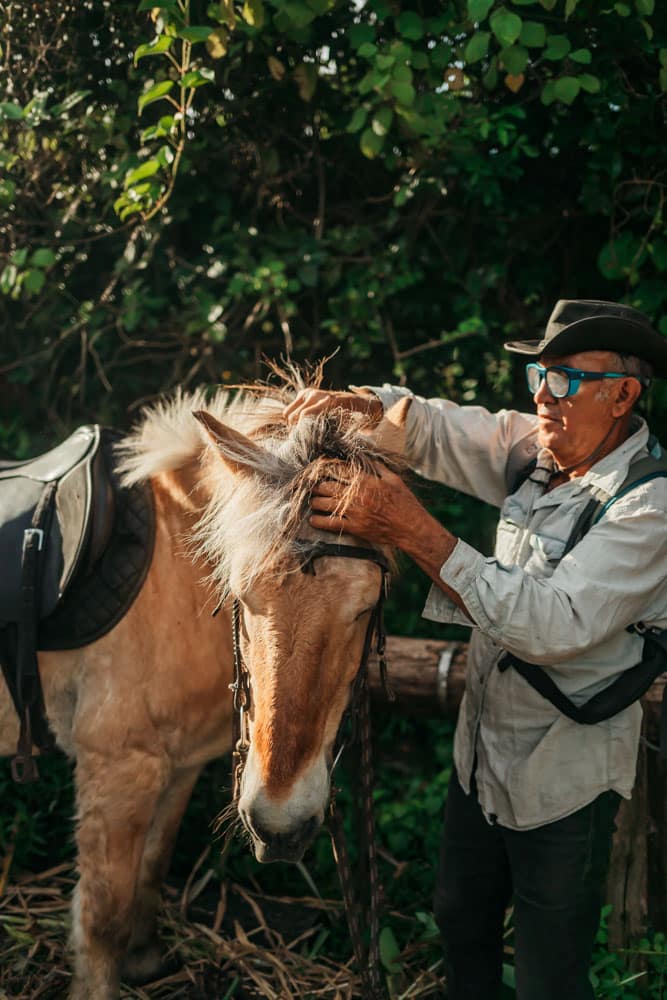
[283, 388, 383, 425]
[310, 463, 471, 618]
[310, 463, 416, 546]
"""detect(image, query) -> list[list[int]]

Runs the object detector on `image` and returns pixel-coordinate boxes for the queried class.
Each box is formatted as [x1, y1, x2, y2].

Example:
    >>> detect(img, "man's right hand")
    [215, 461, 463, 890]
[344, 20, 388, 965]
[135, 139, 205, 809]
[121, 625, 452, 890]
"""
[283, 388, 383, 424]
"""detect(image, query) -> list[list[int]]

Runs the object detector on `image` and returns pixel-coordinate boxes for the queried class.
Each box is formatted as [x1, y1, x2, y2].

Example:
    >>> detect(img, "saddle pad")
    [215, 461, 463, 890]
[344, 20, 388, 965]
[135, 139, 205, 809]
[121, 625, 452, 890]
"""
[38, 430, 155, 650]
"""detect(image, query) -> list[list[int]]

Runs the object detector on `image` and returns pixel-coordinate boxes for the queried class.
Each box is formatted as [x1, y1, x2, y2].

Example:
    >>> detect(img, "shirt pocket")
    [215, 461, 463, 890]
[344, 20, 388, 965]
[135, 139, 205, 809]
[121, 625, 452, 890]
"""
[525, 533, 567, 577]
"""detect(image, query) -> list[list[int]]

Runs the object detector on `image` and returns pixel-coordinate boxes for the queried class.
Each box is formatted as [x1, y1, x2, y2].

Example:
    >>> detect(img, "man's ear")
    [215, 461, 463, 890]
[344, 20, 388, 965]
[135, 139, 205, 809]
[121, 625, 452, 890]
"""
[193, 410, 285, 478]
[611, 378, 643, 418]
[370, 396, 412, 455]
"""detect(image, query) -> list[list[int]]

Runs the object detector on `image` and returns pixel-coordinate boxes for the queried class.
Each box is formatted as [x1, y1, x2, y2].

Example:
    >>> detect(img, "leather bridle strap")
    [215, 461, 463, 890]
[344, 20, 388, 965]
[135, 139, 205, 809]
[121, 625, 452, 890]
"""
[228, 539, 391, 1000]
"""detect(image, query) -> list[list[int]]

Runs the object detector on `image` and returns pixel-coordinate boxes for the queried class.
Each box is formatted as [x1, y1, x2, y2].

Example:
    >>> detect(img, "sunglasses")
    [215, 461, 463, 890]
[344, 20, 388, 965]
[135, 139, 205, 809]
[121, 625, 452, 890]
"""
[525, 363, 636, 399]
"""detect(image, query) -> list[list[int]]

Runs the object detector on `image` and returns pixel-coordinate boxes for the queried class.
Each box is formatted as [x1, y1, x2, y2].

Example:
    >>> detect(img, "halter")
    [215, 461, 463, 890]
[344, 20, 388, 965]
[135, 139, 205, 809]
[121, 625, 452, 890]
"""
[226, 537, 391, 999]
[228, 539, 391, 802]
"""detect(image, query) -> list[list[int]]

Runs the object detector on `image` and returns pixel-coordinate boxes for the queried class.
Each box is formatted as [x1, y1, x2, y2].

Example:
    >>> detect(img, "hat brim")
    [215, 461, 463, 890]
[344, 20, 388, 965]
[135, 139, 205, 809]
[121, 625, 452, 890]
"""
[504, 316, 667, 378]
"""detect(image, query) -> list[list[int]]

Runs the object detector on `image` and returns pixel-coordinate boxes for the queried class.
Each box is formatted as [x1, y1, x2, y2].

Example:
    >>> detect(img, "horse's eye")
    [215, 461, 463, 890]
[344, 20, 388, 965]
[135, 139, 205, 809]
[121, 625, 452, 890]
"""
[354, 607, 374, 621]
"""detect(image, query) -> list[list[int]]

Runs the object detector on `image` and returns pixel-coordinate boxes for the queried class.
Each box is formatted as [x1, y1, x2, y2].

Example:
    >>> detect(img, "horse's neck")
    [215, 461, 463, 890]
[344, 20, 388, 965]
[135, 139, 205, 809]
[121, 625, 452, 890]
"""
[150, 456, 215, 581]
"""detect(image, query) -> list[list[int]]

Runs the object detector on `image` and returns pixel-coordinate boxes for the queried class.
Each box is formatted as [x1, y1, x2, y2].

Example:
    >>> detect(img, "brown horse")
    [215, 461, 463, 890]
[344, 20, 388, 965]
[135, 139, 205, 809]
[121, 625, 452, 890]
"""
[0, 374, 408, 1000]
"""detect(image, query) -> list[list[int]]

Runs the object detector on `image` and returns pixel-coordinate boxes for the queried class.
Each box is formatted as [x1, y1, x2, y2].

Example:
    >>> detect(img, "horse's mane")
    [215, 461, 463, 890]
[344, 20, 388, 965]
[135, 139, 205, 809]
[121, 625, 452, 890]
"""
[117, 365, 405, 597]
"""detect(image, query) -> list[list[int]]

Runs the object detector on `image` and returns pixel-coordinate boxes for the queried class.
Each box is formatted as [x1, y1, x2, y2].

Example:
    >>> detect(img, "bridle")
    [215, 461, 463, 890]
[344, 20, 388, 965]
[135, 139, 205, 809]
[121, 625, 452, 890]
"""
[228, 538, 390, 800]
[227, 538, 391, 1000]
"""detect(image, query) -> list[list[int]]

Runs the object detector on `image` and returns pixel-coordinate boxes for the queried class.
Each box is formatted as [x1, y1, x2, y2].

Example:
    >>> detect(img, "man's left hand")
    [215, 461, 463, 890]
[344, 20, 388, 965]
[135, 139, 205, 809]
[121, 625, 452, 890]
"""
[310, 463, 417, 547]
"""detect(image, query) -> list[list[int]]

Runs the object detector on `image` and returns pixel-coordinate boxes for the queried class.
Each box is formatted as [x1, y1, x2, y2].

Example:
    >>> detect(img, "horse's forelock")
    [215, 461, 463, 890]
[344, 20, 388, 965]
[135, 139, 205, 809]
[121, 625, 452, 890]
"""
[195, 407, 403, 598]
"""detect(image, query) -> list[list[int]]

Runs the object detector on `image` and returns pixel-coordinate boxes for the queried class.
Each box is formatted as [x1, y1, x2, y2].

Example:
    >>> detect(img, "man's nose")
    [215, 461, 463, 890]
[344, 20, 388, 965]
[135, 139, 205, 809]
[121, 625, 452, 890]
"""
[534, 375, 555, 404]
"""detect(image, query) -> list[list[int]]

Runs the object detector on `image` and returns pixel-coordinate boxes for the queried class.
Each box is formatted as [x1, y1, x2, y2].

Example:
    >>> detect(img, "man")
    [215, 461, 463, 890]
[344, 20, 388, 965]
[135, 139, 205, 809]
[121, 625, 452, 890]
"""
[283, 300, 667, 1000]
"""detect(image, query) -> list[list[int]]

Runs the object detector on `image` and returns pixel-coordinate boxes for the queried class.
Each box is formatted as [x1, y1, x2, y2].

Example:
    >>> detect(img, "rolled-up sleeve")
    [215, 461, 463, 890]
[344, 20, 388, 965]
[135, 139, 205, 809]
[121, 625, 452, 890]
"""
[427, 489, 667, 667]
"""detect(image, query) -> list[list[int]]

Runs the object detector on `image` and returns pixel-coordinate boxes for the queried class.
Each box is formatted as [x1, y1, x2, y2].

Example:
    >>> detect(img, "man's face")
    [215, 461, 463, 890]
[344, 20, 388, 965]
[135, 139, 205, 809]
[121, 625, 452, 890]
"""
[532, 350, 629, 466]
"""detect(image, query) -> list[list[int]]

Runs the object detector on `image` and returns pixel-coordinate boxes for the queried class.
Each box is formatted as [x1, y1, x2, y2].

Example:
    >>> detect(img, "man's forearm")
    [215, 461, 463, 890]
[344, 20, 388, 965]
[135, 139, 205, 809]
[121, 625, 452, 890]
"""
[394, 504, 471, 617]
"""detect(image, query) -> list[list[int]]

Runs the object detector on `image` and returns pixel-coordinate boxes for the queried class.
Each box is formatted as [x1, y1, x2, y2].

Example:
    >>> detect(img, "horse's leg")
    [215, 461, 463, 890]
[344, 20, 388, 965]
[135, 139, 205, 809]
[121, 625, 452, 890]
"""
[69, 750, 168, 1000]
[122, 764, 202, 983]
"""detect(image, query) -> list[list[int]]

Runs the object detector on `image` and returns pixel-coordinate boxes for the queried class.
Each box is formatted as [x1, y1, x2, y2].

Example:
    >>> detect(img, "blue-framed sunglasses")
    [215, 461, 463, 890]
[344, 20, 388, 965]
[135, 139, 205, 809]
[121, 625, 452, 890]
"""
[525, 363, 635, 399]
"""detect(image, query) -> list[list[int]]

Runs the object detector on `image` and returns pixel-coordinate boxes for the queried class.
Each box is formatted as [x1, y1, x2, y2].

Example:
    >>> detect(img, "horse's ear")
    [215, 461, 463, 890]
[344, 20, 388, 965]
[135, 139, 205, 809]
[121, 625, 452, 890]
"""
[193, 410, 279, 478]
[370, 396, 412, 454]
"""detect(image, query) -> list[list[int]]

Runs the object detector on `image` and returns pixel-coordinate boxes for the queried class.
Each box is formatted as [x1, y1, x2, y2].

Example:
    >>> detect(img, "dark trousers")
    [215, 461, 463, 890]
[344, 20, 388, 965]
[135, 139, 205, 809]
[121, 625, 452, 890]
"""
[433, 769, 621, 1000]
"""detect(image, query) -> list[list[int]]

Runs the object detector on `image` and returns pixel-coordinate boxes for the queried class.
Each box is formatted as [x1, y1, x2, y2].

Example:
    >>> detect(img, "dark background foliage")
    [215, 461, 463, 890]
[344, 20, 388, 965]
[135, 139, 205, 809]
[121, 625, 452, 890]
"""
[1, 0, 667, 994]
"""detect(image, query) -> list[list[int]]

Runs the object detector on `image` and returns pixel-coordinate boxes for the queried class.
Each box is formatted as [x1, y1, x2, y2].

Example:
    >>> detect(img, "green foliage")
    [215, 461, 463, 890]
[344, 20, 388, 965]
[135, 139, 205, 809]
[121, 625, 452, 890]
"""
[0, 0, 665, 441]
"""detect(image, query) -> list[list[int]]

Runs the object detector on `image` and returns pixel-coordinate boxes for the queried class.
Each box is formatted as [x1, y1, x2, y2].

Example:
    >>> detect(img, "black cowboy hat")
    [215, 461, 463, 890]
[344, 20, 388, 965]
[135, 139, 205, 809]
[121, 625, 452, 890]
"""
[504, 299, 667, 378]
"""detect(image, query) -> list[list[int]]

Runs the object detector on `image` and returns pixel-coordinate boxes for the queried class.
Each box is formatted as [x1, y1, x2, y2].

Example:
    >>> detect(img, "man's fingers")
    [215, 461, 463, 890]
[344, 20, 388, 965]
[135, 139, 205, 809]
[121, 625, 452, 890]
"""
[311, 479, 346, 498]
[310, 513, 346, 532]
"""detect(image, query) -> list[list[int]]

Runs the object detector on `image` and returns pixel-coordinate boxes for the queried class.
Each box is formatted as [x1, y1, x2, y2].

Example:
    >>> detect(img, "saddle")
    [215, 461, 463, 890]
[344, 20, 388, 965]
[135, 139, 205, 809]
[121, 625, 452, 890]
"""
[0, 426, 155, 784]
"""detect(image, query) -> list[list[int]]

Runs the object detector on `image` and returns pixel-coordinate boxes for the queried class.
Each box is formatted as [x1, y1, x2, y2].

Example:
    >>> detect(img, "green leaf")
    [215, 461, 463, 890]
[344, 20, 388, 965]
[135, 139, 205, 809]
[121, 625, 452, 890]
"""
[357, 42, 377, 58]
[12, 248, 28, 267]
[392, 64, 413, 83]
[281, 2, 316, 27]
[614, 2, 631, 14]
[501, 44, 528, 74]
[29, 249, 56, 268]
[360, 127, 385, 159]
[138, 80, 174, 113]
[348, 24, 375, 49]
[242, 0, 265, 28]
[490, 9, 523, 47]
[465, 31, 491, 64]
[0, 264, 18, 293]
[410, 51, 429, 69]
[659, 66, 667, 92]
[651, 239, 667, 271]
[431, 43, 453, 68]
[543, 34, 571, 60]
[346, 107, 368, 133]
[0, 179, 16, 205]
[570, 48, 591, 64]
[540, 79, 556, 104]
[50, 90, 91, 115]
[598, 233, 646, 279]
[635, 0, 654, 12]
[182, 68, 215, 87]
[376, 54, 396, 70]
[125, 159, 162, 187]
[0, 101, 23, 121]
[391, 80, 416, 106]
[379, 926, 402, 974]
[468, 0, 494, 20]
[134, 35, 173, 64]
[658, 49, 667, 67]
[564, 0, 580, 17]
[23, 269, 45, 295]
[137, 0, 179, 10]
[519, 21, 546, 47]
[578, 73, 600, 93]
[641, 18, 653, 39]
[178, 26, 213, 42]
[396, 12, 424, 40]
[539, 0, 557, 9]
[372, 106, 393, 136]
[554, 75, 580, 104]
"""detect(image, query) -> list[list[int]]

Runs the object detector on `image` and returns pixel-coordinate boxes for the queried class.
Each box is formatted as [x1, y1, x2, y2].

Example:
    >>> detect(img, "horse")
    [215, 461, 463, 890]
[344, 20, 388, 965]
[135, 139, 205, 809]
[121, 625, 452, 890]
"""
[0, 372, 409, 1000]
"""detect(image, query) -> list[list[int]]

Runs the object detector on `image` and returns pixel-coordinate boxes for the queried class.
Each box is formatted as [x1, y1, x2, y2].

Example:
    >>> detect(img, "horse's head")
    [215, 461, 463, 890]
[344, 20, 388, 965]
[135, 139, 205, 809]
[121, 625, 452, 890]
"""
[194, 397, 409, 863]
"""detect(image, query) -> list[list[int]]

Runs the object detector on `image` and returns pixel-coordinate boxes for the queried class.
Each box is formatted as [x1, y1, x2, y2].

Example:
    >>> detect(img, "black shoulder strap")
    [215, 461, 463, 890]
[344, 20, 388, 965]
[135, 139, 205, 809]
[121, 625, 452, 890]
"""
[498, 445, 667, 755]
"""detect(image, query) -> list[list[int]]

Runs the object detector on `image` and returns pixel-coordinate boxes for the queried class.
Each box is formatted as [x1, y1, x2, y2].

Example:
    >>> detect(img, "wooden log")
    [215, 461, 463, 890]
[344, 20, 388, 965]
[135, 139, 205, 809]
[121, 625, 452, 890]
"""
[370, 636, 666, 949]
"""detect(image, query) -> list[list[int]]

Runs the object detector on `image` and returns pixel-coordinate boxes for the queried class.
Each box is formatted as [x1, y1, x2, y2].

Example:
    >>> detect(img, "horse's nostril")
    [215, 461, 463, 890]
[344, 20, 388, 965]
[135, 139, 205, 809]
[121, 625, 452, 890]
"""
[246, 814, 321, 851]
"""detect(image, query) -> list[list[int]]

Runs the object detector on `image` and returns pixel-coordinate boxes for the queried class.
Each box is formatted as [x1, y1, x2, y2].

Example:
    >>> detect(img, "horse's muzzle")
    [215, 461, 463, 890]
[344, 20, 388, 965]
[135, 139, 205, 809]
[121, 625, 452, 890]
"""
[242, 810, 321, 864]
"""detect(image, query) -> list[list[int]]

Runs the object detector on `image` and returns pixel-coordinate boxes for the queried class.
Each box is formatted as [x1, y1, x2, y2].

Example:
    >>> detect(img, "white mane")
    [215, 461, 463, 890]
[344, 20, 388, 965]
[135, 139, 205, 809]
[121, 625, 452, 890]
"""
[116, 383, 402, 598]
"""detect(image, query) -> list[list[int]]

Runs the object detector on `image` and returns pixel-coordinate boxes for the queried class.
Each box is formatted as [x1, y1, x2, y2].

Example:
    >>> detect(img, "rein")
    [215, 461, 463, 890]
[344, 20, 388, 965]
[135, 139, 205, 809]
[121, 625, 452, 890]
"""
[228, 539, 391, 1000]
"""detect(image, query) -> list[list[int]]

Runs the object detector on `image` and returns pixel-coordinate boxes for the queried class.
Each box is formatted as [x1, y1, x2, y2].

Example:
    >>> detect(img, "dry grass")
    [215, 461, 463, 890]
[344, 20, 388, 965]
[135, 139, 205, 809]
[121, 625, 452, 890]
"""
[0, 859, 444, 1000]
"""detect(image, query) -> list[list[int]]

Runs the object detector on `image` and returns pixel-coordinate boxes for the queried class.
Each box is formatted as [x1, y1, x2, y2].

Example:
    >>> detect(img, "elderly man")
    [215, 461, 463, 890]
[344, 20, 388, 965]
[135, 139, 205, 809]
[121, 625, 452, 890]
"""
[284, 300, 667, 1000]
